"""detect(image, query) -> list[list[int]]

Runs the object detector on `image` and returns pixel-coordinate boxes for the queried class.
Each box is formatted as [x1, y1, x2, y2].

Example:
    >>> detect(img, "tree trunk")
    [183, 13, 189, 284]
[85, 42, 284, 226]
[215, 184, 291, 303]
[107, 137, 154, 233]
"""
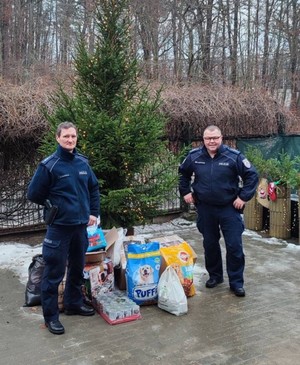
[0, 0, 12, 79]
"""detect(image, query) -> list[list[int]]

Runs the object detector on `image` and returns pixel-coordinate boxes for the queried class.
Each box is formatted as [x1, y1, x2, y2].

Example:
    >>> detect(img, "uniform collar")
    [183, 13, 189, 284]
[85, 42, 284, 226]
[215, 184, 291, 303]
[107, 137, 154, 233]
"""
[56, 145, 77, 160]
[203, 143, 225, 157]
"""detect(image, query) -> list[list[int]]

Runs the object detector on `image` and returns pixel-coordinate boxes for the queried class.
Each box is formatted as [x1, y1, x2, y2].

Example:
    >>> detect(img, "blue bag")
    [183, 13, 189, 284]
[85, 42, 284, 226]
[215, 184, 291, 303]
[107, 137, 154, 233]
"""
[125, 241, 161, 305]
[87, 226, 107, 252]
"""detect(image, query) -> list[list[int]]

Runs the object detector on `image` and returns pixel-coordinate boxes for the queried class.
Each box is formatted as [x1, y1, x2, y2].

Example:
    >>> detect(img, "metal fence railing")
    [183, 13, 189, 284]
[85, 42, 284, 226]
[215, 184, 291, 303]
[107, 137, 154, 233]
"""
[0, 176, 45, 234]
[0, 183, 185, 235]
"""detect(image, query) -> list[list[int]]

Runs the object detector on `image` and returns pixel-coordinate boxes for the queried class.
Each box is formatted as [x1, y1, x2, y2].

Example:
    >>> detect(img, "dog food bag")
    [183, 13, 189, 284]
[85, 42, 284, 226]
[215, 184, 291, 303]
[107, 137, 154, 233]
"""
[160, 241, 196, 297]
[125, 241, 161, 305]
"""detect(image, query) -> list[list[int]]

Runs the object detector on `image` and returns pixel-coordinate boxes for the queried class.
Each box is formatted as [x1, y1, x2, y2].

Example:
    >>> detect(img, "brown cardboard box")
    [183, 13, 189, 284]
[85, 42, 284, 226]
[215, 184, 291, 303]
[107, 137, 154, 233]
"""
[83, 258, 114, 298]
[114, 243, 127, 290]
[85, 227, 119, 264]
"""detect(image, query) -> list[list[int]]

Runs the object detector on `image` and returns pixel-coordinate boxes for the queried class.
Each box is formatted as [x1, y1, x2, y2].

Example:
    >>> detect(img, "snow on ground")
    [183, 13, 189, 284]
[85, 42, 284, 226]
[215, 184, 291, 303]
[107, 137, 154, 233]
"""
[0, 218, 299, 287]
[0, 242, 43, 285]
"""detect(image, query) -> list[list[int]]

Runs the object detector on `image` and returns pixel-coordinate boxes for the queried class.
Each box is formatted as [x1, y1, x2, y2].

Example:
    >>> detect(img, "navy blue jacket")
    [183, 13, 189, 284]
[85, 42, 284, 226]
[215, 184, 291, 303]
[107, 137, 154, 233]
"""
[27, 145, 100, 225]
[179, 144, 258, 206]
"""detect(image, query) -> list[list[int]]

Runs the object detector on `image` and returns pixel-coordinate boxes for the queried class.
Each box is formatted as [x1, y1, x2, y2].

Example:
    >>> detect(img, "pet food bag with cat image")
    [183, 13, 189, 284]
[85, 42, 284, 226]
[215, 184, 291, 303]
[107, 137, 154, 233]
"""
[160, 241, 196, 297]
[125, 241, 161, 305]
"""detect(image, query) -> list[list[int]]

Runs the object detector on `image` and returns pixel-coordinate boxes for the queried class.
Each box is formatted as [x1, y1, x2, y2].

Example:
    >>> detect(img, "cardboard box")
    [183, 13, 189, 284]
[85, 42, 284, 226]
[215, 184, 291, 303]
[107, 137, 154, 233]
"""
[114, 243, 127, 290]
[123, 235, 145, 244]
[85, 227, 119, 264]
[148, 234, 183, 247]
[83, 258, 114, 298]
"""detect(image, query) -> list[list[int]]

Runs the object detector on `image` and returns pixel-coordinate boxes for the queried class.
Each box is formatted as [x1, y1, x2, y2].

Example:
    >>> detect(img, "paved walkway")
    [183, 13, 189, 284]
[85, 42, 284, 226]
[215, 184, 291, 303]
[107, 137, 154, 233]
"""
[1, 220, 300, 365]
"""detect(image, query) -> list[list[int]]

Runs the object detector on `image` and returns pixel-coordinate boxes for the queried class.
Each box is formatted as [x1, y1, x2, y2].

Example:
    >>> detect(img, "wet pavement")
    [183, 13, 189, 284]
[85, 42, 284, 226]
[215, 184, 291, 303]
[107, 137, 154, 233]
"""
[1, 218, 300, 365]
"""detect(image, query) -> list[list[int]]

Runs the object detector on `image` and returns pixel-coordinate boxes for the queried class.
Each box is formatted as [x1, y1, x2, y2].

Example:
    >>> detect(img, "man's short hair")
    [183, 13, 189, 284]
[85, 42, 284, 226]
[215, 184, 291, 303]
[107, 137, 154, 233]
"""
[203, 125, 222, 135]
[56, 122, 77, 137]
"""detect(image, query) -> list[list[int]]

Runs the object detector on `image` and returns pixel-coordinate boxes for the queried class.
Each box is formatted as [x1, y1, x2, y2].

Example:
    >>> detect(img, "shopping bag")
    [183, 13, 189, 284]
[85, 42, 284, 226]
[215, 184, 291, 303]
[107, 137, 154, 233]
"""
[157, 265, 188, 316]
[86, 225, 107, 252]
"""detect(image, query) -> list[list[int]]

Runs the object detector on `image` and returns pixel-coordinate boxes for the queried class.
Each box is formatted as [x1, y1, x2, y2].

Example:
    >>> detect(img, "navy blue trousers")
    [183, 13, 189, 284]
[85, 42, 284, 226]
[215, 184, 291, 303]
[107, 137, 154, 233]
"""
[196, 202, 245, 289]
[41, 224, 88, 323]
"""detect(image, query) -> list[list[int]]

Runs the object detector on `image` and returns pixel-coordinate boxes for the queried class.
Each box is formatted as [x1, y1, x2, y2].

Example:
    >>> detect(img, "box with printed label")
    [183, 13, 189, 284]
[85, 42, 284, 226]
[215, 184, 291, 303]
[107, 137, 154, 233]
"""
[83, 258, 114, 299]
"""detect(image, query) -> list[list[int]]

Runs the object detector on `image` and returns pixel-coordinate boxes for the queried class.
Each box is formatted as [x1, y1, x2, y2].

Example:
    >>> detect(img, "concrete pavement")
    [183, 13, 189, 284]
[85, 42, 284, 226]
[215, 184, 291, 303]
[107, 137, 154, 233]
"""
[1, 219, 300, 365]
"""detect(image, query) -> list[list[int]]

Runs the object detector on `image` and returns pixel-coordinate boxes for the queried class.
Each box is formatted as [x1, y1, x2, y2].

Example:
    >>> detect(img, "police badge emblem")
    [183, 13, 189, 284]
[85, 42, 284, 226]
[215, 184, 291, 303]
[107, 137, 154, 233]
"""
[242, 158, 251, 168]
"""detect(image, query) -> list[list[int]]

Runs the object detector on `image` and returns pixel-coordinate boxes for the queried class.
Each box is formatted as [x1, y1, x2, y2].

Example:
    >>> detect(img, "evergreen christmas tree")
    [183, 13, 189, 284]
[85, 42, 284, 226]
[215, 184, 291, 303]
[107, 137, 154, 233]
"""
[41, 0, 180, 229]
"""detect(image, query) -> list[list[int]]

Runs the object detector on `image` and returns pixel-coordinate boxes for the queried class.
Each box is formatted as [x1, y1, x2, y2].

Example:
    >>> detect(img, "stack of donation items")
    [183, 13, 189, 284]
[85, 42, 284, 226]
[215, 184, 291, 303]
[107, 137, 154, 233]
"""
[24, 226, 197, 324]
[84, 229, 197, 321]
[119, 234, 197, 315]
[83, 226, 143, 324]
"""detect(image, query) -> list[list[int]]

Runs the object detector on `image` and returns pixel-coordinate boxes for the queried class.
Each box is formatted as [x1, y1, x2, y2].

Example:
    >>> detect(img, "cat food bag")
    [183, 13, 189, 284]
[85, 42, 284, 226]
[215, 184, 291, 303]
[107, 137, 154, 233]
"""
[160, 241, 196, 297]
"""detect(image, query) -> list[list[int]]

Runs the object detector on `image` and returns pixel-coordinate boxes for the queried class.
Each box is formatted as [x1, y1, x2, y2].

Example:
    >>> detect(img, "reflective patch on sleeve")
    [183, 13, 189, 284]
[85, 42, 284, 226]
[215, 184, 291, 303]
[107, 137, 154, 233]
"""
[242, 158, 251, 168]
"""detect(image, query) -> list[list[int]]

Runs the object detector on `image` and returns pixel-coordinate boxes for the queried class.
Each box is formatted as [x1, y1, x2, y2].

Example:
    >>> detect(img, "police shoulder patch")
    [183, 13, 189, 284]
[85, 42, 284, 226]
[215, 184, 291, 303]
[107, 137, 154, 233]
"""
[242, 158, 251, 168]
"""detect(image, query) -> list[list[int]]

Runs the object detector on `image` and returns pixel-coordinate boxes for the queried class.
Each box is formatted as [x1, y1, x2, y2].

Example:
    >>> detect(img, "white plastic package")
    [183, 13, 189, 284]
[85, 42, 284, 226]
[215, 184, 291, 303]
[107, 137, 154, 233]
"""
[157, 265, 188, 316]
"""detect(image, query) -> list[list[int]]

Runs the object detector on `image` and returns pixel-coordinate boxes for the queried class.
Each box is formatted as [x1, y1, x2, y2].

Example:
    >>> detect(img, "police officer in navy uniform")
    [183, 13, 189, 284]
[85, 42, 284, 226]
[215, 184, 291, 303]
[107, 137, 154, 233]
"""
[27, 122, 100, 334]
[179, 125, 258, 297]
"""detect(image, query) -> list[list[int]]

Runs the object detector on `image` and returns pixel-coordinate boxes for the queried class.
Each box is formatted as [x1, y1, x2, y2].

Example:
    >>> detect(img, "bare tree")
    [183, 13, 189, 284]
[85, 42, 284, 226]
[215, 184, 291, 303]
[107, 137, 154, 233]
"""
[286, 0, 300, 110]
[231, 0, 239, 85]
[202, 0, 214, 82]
[0, 0, 300, 115]
[0, 0, 12, 79]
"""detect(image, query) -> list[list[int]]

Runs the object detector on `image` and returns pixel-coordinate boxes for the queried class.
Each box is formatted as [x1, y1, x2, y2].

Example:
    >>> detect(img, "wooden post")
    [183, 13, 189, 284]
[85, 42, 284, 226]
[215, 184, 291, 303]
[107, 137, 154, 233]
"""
[269, 185, 291, 239]
[243, 196, 263, 231]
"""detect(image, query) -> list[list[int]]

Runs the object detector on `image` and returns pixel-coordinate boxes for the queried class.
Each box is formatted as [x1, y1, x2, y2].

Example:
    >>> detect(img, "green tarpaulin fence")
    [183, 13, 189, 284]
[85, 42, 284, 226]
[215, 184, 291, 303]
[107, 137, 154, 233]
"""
[237, 134, 299, 238]
[236, 134, 300, 159]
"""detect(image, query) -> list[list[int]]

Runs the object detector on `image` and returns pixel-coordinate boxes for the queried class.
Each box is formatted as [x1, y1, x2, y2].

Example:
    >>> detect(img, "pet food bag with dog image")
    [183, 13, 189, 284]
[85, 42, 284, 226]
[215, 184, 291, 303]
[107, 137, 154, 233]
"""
[125, 241, 161, 306]
[158, 265, 188, 316]
[160, 241, 196, 297]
